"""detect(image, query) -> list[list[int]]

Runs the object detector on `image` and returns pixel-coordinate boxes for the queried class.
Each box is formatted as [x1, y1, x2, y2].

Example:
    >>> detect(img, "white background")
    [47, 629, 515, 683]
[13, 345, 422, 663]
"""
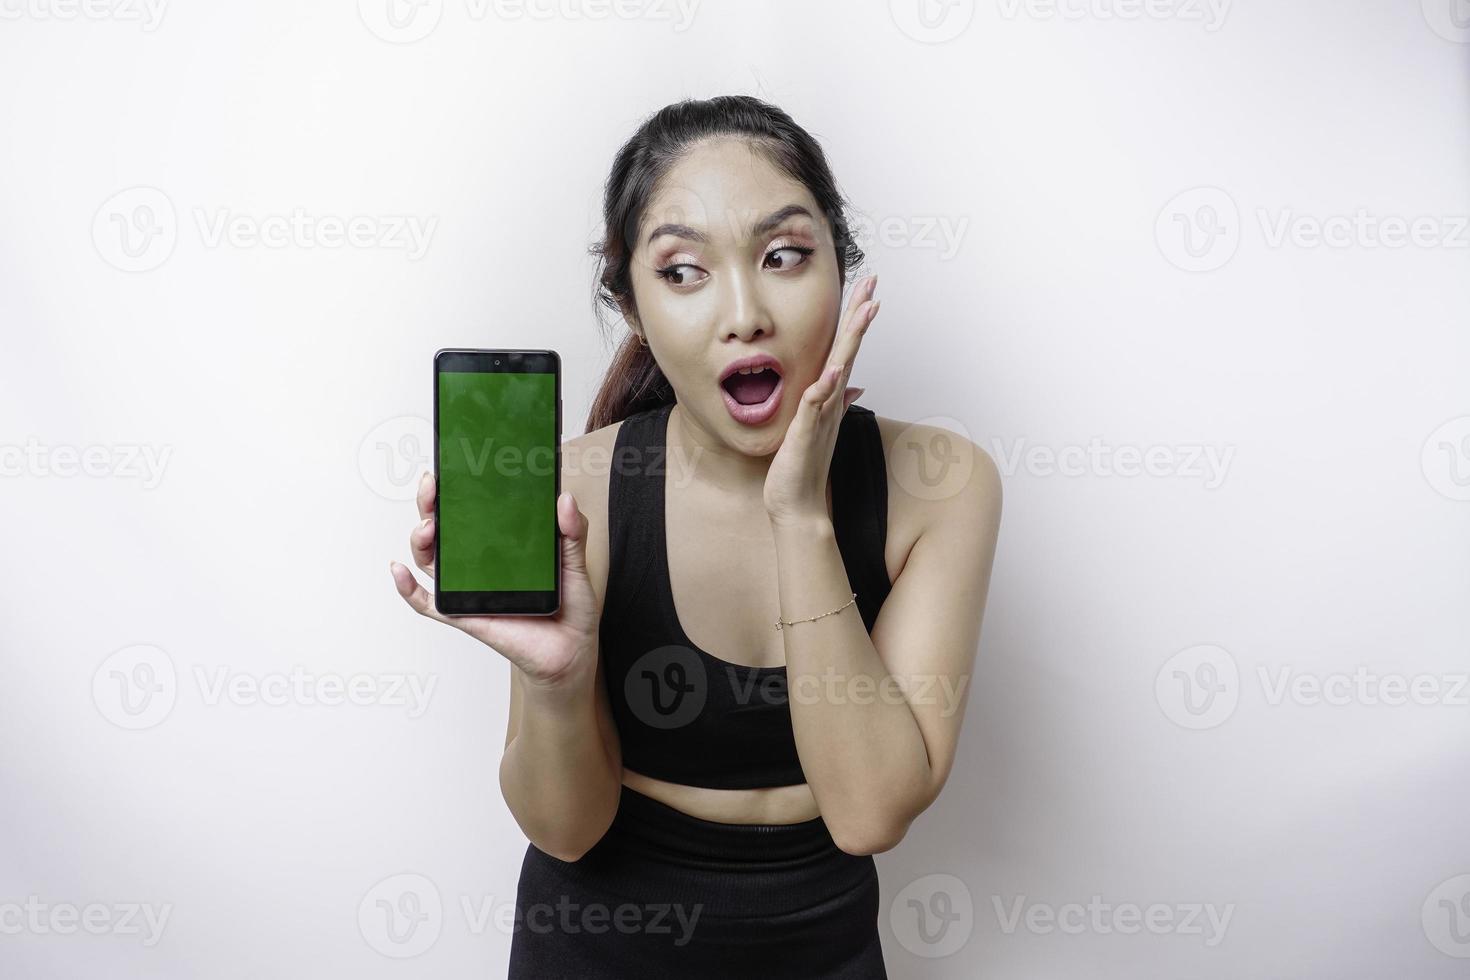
[2, 1, 1468, 977]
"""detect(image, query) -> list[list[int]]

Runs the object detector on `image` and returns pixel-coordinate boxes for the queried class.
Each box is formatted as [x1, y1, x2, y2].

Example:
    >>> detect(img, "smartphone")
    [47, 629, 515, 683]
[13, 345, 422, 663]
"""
[433, 348, 561, 616]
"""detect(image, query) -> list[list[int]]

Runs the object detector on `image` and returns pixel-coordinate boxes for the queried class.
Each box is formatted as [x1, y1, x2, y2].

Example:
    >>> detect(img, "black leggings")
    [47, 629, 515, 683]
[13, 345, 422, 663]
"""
[507, 785, 888, 978]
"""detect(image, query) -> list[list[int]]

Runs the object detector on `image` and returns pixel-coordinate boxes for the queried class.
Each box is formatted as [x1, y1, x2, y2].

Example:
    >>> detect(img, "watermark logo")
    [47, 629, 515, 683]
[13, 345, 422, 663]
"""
[1155, 643, 1239, 730]
[93, 186, 177, 273]
[890, 873, 974, 958]
[0, 0, 168, 30]
[889, 0, 975, 43]
[0, 897, 172, 947]
[360, 415, 432, 502]
[990, 436, 1234, 489]
[623, 645, 707, 729]
[1421, 416, 1470, 501]
[359, 874, 705, 952]
[1257, 209, 1469, 251]
[1257, 666, 1468, 708]
[359, 873, 443, 958]
[92, 645, 178, 731]
[92, 647, 437, 727]
[1159, 188, 1469, 272]
[993, 894, 1234, 946]
[784, 669, 971, 718]
[1156, 187, 1240, 272]
[359, 0, 699, 43]
[192, 665, 437, 717]
[995, 0, 1231, 31]
[359, 0, 443, 43]
[847, 206, 971, 261]
[890, 416, 977, 502]
[1422, 0, 1470, 43]
[1423, 874, 1470, 957]
[93, 187, 437, 271]
[0, 439, 173, 488]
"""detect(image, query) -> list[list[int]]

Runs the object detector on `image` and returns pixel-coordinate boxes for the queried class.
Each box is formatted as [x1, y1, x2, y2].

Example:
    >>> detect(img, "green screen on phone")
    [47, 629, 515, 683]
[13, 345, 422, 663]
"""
[437, 370, 557, 592]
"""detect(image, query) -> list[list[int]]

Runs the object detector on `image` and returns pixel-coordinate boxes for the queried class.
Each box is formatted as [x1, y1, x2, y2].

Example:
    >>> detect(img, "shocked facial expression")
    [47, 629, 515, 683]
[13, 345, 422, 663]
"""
[626, 137, 844, 454]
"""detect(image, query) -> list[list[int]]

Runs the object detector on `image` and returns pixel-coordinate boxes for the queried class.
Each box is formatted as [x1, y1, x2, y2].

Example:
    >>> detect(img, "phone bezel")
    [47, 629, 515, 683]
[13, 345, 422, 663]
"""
[432, 348, 561, 617]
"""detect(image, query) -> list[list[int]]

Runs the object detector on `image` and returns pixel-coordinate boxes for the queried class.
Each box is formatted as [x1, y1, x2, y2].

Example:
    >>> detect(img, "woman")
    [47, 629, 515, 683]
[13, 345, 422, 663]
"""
[388, 95, 1001, 978]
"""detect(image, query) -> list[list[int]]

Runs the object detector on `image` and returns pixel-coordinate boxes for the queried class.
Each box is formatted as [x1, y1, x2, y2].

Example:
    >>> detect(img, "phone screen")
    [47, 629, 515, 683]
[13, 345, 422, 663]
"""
[434, 350, 560, 615]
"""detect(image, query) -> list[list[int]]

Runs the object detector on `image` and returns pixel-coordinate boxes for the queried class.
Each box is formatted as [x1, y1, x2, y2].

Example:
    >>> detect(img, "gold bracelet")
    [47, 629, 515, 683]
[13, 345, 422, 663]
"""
[775, 592, 858, 631]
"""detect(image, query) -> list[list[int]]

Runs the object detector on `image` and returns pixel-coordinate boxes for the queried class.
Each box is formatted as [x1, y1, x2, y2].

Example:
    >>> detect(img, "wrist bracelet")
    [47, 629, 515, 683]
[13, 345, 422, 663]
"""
[775, 592, 858, 631]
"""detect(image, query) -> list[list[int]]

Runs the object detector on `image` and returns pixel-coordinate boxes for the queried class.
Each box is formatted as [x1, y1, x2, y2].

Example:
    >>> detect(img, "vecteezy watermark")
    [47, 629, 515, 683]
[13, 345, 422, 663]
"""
[1256, 209, 1470, 251]
[92, 645, 179, 731]
[623, 645, 708, 730]
[990, 436, 1234, 489]
[358, 872, 704, 958]
[1423, 873, 1470, 958]
[360, 416, 432, 502]
[888, 0, 976, 44]
[0, 0, 168, 30]
[889, 416, 980, 503]
[360, 874, 442, 958]
[1156, 187, 1241, 272]
[847, 206, 971, 261]
[992, 895, 1235, 947]
[890, 873, 975, 958]
[0, 897, 173, 947]
[1420, 416, 1470, 502]
[192, 665, 437, 718]
[357, 0, 700, 44]
[1155, 644, 1240, 730]
[1157, 186, 1470, 272]
[1156, 644, 1470, 730]
[0, 439, 172, 489]
[1257, 666, 1470, 709]
[92, 645, 438, 730]
[358, 413, 712, 502]
[996, 0, 1230, 30]
[92, 186, 437, 272]
[622, 645, 972, 727]
[785, 669, 971, 717]
[92, 186, 177, 272]
[1421, 0, 1470, 44]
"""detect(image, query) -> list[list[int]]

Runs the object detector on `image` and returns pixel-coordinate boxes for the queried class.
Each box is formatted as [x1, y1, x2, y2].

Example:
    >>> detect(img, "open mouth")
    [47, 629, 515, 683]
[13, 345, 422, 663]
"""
[720, 367, 782, 406]
[717, 354, 786, 425]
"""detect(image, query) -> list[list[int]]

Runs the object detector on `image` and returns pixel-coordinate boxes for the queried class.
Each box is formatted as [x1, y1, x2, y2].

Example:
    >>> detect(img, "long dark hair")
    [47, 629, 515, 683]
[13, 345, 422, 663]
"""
[583, 95, 865, 433]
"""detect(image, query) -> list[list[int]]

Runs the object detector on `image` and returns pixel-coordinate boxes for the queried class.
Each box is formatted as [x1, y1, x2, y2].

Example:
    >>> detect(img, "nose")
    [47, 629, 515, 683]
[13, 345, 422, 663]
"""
[720, 267, 773, 342]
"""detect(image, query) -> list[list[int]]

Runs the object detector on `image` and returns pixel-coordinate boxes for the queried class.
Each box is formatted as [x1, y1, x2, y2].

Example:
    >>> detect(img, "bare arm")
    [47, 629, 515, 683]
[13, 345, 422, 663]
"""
[772, 432, 1002, 856]
[389, 470, 622, 863]
[499, 638, 623, 862]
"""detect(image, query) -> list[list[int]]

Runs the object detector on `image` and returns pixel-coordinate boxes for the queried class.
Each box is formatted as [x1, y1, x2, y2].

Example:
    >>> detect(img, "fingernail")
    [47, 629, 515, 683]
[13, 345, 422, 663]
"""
[419, 471, 431, 488]
[420, 517, 431, 529]
[866, 276, 877, 298]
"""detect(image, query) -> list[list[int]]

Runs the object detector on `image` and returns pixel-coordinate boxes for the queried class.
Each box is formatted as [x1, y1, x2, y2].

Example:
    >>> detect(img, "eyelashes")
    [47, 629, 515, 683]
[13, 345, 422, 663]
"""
[654, 245, 816, 287]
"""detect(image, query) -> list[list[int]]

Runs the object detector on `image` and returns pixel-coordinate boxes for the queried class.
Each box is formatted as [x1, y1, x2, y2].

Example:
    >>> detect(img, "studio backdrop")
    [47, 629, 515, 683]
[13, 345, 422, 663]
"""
[2, 1, 1467, 977]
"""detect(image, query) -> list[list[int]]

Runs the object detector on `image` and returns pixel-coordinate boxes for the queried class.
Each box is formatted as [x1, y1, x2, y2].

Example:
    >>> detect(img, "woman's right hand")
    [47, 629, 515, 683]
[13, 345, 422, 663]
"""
[388, 472, 601, 688]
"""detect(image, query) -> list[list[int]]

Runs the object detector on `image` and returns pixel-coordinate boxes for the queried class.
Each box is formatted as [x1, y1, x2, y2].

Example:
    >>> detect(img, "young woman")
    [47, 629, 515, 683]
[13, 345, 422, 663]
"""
[388, 95, 1001, 978]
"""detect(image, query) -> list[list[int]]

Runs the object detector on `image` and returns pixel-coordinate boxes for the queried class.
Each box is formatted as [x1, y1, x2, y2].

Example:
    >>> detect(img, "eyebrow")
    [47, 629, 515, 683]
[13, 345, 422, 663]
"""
[645, 203, 813, 246]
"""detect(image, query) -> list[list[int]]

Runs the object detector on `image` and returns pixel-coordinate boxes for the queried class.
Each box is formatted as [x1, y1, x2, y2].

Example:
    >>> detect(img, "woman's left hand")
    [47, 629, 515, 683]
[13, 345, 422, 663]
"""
[763, 273, 881, 526]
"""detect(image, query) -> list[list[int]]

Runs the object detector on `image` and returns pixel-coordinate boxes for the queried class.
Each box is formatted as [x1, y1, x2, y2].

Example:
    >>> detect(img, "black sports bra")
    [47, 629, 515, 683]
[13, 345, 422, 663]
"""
[599, 400, 893, 790]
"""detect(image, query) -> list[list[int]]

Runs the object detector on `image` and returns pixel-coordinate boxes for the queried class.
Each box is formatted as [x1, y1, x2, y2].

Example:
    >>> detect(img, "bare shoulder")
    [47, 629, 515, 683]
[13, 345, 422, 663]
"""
[871, 413, 1003, 542]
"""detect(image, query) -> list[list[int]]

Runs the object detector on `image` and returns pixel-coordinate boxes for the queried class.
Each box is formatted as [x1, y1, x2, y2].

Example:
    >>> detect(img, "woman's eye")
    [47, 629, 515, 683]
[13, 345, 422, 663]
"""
[655, 264, 706, 287]
[765, 246, 814, 271]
